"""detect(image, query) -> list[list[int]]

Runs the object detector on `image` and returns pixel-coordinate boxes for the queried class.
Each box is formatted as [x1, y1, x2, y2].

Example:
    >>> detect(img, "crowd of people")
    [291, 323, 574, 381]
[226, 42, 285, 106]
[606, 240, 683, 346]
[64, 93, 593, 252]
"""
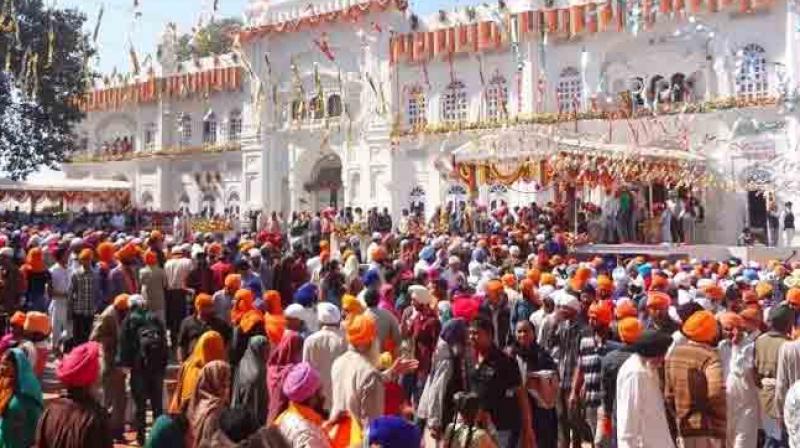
[1, 203, 800, 447]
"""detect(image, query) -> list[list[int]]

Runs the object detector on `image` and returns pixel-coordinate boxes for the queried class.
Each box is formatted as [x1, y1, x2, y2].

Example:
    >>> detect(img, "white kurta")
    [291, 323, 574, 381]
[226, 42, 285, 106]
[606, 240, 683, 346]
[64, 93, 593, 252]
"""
[719, 337, 760, 448]
[616, 354, 676, 448]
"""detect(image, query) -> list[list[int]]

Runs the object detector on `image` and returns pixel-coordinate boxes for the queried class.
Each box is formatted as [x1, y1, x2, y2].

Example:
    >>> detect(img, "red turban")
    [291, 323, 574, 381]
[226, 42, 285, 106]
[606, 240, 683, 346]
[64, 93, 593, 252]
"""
[57, 341, 101, 388]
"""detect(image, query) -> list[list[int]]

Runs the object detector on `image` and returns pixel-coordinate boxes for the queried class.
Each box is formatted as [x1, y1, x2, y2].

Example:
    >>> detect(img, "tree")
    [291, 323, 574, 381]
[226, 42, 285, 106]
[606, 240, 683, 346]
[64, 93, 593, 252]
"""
[0, 0, 94, 180]
[174, 18, 242, 62]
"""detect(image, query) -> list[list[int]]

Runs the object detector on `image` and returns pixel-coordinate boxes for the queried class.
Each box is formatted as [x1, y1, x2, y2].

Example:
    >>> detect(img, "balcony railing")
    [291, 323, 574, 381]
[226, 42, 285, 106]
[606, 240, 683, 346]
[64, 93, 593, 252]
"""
[68, 142, 242, 163]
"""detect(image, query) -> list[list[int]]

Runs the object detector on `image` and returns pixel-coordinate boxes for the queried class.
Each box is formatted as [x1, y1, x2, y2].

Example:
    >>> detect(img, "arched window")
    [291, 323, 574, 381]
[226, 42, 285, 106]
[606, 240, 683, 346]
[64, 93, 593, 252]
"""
[557, 67, 581, 113]
[143, 123, 156, 151]
[140, 191, 154, 210]
[485, 75, 508, 120]
[628, 76, 646, 107]
[441, 80, 467, 123]
[203, 111, 217, 145]
[228, 110, 242, 143]
[327, 94, 342, 117]
[179, 114, 192, 146]
[309, 96, 324, 119]
[670, 73, 687, 103]
[406, 86, 427, 128]
[178, 193, 190, 214]
[736, 44, 768, 100]
[227, 192, 241, 217]
[291, 99, 306, 120]
[202, 193, 216, 218]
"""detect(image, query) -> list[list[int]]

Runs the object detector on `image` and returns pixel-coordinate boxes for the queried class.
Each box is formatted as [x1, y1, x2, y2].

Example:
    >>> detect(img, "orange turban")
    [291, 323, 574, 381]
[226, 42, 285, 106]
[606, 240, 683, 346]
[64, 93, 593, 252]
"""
[617, 317, 643, 344]
[702, 284, 725, 301]
[742, 290, 759, 305]
[540, 273, 556, 287]
[143, 250, 158, 266]
[342, 294, 365, 316]
[682, 310, 718, 344]
[78, 248, 93, 263]
[23, 311, 50, 336]
[596, 275, 613, 293]
[224, 274, 242, 291]
[231, 289, 255, 324]
[319, 240, 330, 251]
[615, 299, 638, 320]
[717, 264, 729, 278]
[9, 311, 25, 328]
[371, 246, 387, 262]
[646, 291, 671, 310]
[756, 282, 773, 299]
[239, 310, 265, 333]
[526, 269, 541, 285]
[150, 230, 163, 242]
[116, 243, 139, 262]
[520, 278, 536, 296]
[346, 314, 377, 347]
[575, 267, 592, 282]
[588, 300, 613, 327]
[25, 247, 45, 273]
[208, 243, 223, 257]
[113, 294, 130, 311]
[788, 288, 800, 306]
[96, 242, 115, 264]
[650, 274, 668, 291]
[486, 279, 504, 300]
[194, 293, 214, 313]
[740, 307, 763, 330]
[501, 274, 517, 288]
[263, 290, 283, 315]
[264, 314, 286, 345]
[718, 311, 744, 330]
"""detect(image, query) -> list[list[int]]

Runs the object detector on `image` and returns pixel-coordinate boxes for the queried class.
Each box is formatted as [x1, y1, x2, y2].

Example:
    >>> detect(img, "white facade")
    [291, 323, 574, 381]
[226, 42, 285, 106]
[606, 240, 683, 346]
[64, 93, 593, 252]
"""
[65, 0, 800, 244]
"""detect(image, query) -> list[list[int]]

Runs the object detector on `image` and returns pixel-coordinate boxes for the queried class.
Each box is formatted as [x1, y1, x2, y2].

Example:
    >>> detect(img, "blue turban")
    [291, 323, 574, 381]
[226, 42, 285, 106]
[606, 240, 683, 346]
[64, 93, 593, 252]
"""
[637, 263, 653, 278]
[472, 248, 486, 263]
[367, 416, 422, 448]
[293, 282, 318, 307]
[420, 246, 435, 263]
[743, 268, 759, 281]
[362, 268, 381, 288]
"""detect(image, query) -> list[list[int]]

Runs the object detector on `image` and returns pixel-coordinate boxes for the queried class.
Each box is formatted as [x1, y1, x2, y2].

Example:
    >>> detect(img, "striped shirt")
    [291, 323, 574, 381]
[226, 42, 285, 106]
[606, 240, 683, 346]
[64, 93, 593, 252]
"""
[578, 331, 621, 408]
[68, 266, 95, 316]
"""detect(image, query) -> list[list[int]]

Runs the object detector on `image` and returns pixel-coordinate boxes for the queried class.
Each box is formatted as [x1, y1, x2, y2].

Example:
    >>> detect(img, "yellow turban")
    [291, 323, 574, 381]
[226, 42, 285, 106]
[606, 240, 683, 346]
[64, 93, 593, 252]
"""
[346, 314, 377, 347]
[682, 310, 718, 344]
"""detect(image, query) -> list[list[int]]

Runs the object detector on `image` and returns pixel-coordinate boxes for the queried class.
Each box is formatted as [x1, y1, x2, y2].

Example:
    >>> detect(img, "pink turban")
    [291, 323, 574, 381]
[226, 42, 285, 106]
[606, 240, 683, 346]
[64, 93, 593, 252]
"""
[282, 362, 321, 403]
[57, 341, 101, 388]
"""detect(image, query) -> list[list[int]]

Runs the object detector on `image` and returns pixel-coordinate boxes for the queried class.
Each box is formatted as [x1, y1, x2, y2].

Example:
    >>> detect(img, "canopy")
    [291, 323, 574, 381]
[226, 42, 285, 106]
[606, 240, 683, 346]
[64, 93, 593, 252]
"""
[0, 178, 131, 208]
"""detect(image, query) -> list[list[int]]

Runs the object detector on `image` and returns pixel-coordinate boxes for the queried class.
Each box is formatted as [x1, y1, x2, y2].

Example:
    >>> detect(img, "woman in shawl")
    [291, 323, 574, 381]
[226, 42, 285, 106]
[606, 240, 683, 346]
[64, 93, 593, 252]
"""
[0, 348, 43, 448]
[229, 310, 265, 369]
[508, 320, 558, 448]
[186, 360, 231, 447]
[266, 330, 303, 423]
[169, 331, 225, 414]
[230, 289, 256, 326]
[417, 318, 468, 445]
[231, 335, 268, 424]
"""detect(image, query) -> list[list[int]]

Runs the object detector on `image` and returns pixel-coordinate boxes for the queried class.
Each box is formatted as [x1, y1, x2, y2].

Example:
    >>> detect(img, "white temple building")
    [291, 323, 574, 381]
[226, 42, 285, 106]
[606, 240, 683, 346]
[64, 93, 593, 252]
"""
[64, 0, 800, 244]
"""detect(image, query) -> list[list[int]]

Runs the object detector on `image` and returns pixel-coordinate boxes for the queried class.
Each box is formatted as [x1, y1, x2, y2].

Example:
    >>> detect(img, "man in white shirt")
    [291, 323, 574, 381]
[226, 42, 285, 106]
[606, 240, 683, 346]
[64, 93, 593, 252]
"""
[49, 245, 71, 354]
[163, 245, 194, 353]
[616, 330, 675, 448]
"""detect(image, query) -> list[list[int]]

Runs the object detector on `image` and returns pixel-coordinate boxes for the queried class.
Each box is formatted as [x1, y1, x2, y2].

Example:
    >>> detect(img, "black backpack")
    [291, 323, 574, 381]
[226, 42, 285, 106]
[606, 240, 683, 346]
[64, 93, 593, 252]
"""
[137, 318, 167, 373]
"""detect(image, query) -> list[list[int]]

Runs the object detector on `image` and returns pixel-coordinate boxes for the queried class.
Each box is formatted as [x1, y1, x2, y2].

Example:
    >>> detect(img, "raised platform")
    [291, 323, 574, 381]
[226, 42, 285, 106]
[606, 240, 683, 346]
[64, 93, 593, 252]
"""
[574, 244, 800, 264]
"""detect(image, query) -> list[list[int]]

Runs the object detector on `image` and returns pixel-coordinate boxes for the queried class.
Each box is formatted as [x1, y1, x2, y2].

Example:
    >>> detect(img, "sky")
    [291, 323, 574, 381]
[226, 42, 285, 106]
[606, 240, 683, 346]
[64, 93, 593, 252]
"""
[59, 0, 473, 75]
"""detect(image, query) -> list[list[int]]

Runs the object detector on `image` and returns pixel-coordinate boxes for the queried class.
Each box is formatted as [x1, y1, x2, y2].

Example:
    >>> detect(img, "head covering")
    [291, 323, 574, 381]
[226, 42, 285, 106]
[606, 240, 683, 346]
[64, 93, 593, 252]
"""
[740, 307, 763, 330]
[239, 310, 265, 334]
[346, 314, 377, 347]
[756, 281, 774, 299]
[231, 289, 255, 324]
[368, 416, 422, 448]
[143, 250, 158, 266]
[342, 294, 365, 316]
[540, 273, 556, 287]
[24, 247, 45, 273]
[742, 290, 759, 305]
[187, 361, 232, 446]
[113, 294, 130, 311]
[452, 296, 480, 321]
[615, 298, 638, 319]
[56, 341, 100, 388]
[702, 284, 725, 301]
[556, 291, 580, 312]
[317, 302, 341, 326]
[646, 291, 671, 311]
[194, 293, 213, 314]
[23, 311, 50, 336]
[408, 285, 432, 305]
[264, 314, 286, 346]
[293, 283, 318, 307]
[501, 273, 516, 288]
[718, 311, 744, 329]
[282, 362, 321, 403]
[263, 290, 283, 316]
[629, 330, 673, 358]
[284, 304, 305, 321]
[596, 275, 613, 293]
[267, 331, 304, 422]
[225, 274, 243, 290]
[682, 310, 718, 344]
[0, 348, 42, 419]
[169, 331, 225, 413]
[588, 300, 613, 327]
[363, 269, 381, 288]
[9, 312, 25, 328]
[231, 335, 268, 423]
[440, 318, 468, 347]
[787, 288, 800, 306]
[78, 248, 93, 263]
[617, 317, 643, 344]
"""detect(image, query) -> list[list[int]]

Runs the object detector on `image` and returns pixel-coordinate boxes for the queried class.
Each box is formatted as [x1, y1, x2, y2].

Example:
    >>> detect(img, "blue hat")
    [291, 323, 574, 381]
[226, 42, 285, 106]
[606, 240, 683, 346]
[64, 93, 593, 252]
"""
[367, 416, 422, 448]
[362, 269, 381, 287]
[637, 263, 653, 277]
[420, 246, 435, 263]
[293, 282, 318, 307]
